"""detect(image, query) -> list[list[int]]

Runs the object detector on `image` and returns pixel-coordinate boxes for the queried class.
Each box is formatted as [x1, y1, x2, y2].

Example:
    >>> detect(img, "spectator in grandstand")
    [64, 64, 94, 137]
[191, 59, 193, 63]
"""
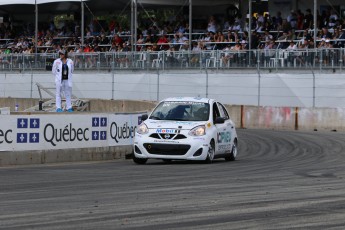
[112, 34, 123, 46]
[118, 42, 130, 68]
[22, 46, 32, 54]
[240, 40, 248, 50]
[255, 21, 265, 33]
[299, 29, 312, 41]
[223, 17, 233, 31]
[166, 46, 179, 67]
[99, 34, 110, 45]
[227, 42, 243, 65]
[0, 49, 11, 66]
[250, 30, 260, 49]
[228, 19, 242, 32]
[276, 30, 292, 48]
[169, 33, 179, 47]
[190, 41, 202, 66]
[137, 33, 145, 44]
[320, 10, 330, 28]
[226, 31, 236, 43]
[287, 10, 297, 29]
[256, 12, 265, 25]
[261, 39, 277, 64]
[295, 39, 312, 66]
[215, 31, 225, 49]
[333, 27, 345, 48]
[121, 42, 130, 52]
[303, 9, 313, 30]
[207, 16, 217, 33]
[220, 44, 232, 67]
[286, 40, 297, 66]
[324, 39, 333, 62]
[176, 21, 187, 34]
[157, 34, 169, 50]
[275, 11, 283, 27]
[202, 31, 215, 50]
[319, 27, 332, 39]
[52, 49, 74, 112]
[241, 31, 249, 43]
[263, 29, 273, 42]
[70, 45, 81, 68]
[329, 10, 338, 25]
[215, 31, 225, 43]
[177, 32, 188, 44]
[108, 43, 117, 52]
[145, 34, 155, 44]
[44, 37, 53, 46]
[83, 44, 95, 68]
[135, 34, 145, 51]
[317, 38, 327, 48]
[231, 30, 240, 43]
[296, 9, 304, 30]
[279, 19, 292, 33]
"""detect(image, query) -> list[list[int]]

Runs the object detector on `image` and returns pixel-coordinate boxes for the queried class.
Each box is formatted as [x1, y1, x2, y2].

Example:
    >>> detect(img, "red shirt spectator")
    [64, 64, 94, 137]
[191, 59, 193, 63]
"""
[112, 34, 123, 46]
[157, 35, 169, 50]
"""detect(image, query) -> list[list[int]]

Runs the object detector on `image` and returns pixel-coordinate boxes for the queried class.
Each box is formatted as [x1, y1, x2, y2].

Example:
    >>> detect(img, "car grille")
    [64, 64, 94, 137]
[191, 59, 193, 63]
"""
[149, 133, 187, 140]
[143, 143, 190, 155]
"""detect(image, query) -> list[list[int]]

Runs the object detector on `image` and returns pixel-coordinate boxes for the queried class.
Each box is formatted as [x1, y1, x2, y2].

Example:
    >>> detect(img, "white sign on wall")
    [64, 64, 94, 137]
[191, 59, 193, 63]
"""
[0, 113, 143, 152]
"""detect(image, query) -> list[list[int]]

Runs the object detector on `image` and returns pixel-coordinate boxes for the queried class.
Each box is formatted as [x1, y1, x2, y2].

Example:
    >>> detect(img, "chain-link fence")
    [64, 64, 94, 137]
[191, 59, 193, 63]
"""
[1, 48, 345, 72]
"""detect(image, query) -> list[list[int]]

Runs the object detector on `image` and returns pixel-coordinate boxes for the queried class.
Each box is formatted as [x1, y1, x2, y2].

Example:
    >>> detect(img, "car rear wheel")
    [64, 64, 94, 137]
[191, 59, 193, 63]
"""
[225, 141, 237, 161]
[205, 140, 215, 163]
[133, 154, 148, 164]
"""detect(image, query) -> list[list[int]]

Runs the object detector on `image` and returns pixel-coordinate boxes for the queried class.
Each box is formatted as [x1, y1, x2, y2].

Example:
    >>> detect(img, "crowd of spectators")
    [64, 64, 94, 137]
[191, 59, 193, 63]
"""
[1, 6, 345, 60]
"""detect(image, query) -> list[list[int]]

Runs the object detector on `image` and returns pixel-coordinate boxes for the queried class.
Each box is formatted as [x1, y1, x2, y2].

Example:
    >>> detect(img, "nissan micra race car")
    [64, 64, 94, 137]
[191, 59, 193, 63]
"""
[133, 97, 238, 164]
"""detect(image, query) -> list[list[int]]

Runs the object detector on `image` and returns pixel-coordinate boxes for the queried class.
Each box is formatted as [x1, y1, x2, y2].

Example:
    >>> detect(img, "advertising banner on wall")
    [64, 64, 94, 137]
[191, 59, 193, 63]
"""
[0, 113, 143, 152]
[0, 116, 14, 151]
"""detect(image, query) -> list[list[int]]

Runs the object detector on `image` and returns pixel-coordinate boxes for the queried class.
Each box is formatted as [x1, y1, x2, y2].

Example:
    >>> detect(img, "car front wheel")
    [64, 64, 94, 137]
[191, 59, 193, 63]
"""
[205, 140, 215, 163]
[225, 141, 237, 161]
[133, 154, 148, 164]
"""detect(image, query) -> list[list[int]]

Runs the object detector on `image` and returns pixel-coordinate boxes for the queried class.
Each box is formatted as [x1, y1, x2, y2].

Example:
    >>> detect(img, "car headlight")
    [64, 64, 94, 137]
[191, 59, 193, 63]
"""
[137, 123, 149, 134]
[188, 125, 206, 136]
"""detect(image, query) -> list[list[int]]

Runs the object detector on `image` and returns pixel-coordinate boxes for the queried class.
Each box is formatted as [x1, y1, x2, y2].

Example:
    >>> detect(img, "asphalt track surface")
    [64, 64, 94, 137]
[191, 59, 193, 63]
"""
[1, 129, 345, 230]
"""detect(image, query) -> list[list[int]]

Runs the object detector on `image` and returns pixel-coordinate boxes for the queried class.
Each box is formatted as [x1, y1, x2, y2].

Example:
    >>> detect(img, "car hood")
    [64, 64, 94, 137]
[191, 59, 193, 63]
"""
[145, 119, 206, 130]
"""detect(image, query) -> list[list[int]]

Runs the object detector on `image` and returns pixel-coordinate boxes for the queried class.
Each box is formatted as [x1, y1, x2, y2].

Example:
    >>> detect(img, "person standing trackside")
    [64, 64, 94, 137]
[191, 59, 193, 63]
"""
[52, 49, 74, 112]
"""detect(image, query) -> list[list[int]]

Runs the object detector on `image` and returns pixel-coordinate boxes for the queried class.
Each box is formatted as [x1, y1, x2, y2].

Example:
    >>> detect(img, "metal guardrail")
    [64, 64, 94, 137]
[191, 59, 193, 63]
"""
[1, 48, 345, 72]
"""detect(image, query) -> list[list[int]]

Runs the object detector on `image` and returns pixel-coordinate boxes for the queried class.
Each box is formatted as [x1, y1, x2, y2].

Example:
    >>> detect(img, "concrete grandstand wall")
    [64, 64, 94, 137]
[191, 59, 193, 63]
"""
[1, 71, 345, 108]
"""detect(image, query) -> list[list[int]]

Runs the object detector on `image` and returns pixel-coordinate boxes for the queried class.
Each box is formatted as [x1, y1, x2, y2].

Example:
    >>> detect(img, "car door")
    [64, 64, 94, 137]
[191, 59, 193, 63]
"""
[215, 102, 234, 154]
[212, 102, 229, 154]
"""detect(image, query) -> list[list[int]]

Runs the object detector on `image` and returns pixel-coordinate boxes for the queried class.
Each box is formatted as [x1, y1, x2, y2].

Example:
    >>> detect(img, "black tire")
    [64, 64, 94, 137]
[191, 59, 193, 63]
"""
[205, 140, 215, 163]
[225, 141, 237, 161]
[133, 154, 148, 164]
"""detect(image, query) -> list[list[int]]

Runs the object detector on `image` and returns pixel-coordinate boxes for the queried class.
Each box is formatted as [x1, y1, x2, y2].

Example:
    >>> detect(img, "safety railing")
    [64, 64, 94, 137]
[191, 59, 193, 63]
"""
[1, 48, 345, 72]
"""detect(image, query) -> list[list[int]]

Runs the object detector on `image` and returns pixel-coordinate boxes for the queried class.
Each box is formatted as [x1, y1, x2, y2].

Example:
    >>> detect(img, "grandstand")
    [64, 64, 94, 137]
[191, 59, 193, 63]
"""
[0, 0, 344, 72]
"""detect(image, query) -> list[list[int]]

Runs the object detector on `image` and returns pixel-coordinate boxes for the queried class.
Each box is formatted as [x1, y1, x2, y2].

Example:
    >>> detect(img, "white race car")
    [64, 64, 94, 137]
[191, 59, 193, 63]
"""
[133, 97, 238, 164]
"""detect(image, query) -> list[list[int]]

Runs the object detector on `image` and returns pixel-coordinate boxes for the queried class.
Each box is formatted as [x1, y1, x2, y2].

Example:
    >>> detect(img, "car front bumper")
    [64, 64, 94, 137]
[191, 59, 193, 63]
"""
[134, 134, 210, 160]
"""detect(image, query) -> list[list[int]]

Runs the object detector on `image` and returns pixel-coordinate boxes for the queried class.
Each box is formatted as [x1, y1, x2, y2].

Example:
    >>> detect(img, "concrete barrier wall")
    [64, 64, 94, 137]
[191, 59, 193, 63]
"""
[239, 106, 345, 132]
[2, 72, 345, 108]
[0, 98, 157, 112]
[1, 98, 344, 133]
[0, 146, 132, 166]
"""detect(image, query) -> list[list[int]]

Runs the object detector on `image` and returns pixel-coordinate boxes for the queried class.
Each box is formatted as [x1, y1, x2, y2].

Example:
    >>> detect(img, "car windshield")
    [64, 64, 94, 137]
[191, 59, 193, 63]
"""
[150, 101, 210, 121]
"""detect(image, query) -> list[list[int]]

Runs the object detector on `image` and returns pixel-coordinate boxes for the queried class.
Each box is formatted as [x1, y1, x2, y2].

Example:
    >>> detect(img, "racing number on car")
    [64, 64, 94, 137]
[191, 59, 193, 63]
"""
[217, 131, 231, 143]
[217, 131, 232, 152]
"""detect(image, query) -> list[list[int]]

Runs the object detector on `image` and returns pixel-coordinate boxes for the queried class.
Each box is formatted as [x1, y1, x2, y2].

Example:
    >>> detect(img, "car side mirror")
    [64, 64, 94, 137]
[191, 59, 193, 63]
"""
[141, 114, 148, 121]
[215, 117, 225, 124]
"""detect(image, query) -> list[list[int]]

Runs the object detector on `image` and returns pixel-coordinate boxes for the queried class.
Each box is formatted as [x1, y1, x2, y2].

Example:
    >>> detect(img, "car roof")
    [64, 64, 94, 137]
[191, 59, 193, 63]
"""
[161, 97, 213, 104]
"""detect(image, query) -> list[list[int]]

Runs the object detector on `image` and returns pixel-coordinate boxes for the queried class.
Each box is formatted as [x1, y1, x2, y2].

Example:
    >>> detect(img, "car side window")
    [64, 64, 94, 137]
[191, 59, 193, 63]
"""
[213, 102, 221, 123]
[217, 102, 229, 120]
